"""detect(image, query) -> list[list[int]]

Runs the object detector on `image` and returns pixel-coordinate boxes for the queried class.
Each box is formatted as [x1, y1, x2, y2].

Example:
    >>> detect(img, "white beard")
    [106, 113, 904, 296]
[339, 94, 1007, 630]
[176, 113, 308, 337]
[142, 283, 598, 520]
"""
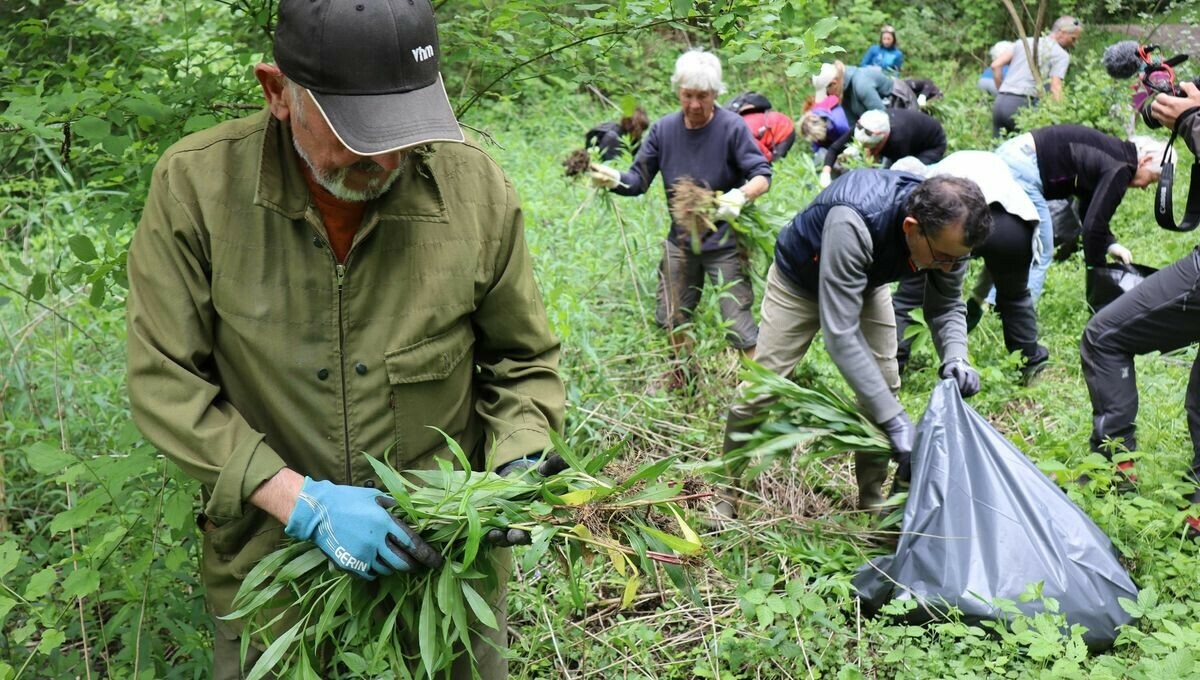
[292, 136, 402, 202]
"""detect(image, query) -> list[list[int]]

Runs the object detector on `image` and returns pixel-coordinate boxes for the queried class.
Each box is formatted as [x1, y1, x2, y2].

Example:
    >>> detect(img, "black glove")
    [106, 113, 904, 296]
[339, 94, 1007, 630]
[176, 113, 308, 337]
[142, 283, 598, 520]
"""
[880, 412, 915, 483]
[965, 298, 984, 333]
[485, 453, 567, 547]
[940, 358, 980, 397]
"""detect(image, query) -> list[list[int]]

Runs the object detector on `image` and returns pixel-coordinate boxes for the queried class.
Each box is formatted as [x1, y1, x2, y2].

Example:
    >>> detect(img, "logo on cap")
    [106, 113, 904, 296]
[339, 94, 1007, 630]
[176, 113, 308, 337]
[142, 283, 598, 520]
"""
[412, 45, 434, 62]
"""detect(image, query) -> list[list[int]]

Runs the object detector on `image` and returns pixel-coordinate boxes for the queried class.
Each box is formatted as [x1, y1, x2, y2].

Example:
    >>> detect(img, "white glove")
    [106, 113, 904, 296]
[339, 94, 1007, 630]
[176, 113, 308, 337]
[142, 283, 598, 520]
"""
[917, 93, 928, 108]
[714, 188, 747, 222]
[588, 163, 622, 190]
[818, 167, 832, 188]
[1107, 243, 1133, 264]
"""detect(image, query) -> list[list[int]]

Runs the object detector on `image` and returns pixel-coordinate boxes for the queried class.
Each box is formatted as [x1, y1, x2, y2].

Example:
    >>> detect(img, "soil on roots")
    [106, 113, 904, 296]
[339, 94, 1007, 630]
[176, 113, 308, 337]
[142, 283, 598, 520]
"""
[563, 148, 591, 176]
[668, 178, 718, 248]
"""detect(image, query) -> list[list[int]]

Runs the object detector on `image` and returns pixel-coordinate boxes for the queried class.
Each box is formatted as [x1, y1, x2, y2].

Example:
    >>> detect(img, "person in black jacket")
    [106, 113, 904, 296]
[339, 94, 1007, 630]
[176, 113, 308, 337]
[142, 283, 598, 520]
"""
[1080, 83, 1200, 537]
[584, 107, 650, 161]
[817, 108, 946, 187]
[993, 124, 1165, 302]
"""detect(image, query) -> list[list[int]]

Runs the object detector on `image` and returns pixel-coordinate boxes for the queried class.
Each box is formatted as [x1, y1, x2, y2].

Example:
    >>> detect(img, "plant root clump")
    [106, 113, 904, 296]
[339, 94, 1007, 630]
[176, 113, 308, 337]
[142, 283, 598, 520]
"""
[669, 177, 719, 248]
[563, 148, 591, 177]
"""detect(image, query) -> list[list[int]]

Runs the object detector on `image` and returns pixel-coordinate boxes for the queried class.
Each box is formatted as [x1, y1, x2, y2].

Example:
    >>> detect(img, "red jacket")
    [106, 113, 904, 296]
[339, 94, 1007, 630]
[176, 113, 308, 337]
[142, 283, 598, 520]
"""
[740, 110, 796, 163]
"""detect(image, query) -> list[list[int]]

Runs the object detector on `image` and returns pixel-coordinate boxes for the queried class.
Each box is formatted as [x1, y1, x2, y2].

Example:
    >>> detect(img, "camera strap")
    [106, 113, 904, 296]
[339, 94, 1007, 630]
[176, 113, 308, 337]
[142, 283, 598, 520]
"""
[1155, 107, 1200, 232]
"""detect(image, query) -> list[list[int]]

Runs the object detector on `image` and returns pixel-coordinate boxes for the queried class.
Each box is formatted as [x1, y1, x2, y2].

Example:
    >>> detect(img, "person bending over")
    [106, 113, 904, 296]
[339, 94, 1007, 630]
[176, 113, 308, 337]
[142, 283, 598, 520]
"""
[1080, 82, 1200, 537]
[818, 108, 946, 187]
[717, 172, 990, 520]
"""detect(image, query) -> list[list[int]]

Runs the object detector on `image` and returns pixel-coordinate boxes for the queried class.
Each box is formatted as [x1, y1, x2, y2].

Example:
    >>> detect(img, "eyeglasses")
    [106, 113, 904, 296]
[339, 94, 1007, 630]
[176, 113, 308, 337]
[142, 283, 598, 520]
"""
[923, 232, 972, 266]
[854, 123, 887, 141]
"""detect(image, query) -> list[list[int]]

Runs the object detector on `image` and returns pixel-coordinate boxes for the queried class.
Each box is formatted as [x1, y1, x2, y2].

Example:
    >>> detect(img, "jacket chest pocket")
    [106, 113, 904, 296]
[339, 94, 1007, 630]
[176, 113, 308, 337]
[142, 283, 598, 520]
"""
[384, 322, 476, 466]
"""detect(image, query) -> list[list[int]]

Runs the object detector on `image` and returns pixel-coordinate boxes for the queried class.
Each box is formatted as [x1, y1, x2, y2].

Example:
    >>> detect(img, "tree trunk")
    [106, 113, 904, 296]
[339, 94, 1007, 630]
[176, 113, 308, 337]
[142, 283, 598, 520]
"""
[999, 0, 1050, 92]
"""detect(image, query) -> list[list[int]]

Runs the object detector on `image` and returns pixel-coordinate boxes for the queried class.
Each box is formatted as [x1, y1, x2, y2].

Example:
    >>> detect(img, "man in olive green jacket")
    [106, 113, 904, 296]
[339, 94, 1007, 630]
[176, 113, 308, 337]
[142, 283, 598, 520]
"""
[125, 1, 565, 676]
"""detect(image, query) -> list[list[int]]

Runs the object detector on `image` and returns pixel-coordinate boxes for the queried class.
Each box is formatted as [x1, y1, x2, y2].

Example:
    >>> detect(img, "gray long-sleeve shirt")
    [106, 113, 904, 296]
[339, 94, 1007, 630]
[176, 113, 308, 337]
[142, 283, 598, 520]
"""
[815, 206, 968, 422]
[613, 107, 772, 252]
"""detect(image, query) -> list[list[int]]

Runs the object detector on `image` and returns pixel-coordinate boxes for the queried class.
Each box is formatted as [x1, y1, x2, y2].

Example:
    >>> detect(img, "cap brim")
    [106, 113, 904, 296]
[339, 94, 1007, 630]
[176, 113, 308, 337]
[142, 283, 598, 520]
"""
[308, 74, 464, 155]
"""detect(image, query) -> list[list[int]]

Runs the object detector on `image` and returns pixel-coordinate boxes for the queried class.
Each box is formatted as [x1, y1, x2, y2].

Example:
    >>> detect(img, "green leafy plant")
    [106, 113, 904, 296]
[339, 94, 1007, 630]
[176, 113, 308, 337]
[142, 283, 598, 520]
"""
[226, 433, 706, 679]
[696, 359, 891, 482]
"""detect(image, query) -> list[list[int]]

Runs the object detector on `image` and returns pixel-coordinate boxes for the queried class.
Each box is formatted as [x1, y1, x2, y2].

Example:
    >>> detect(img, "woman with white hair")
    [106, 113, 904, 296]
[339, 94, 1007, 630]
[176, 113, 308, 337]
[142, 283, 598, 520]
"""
[589, 50, 772, 386]
[977, 41, 1013, 97]
[994, 124, 1166, 303]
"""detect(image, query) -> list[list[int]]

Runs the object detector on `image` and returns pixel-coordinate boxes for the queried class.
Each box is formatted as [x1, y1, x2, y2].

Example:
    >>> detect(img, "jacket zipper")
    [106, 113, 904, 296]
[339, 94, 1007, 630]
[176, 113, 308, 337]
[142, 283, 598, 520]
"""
[314, 207, 381, 485]
[336, 261, 352, 484]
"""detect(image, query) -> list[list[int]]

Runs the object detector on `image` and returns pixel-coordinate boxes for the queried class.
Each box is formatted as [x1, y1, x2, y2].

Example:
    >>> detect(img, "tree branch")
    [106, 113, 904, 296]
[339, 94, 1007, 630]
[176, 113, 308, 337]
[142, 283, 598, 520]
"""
[0, 281, 105, 352]
[999, 0, 1044, 92]
[211, 101, 262, 111]
[459, 122, 504, 150]
[455, 15, 710, 119]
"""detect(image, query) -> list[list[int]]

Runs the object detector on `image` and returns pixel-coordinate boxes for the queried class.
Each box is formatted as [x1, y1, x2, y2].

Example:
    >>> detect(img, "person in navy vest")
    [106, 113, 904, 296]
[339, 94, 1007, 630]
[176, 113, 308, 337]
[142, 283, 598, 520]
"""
[589, 50, 772, 388]
[717, 171, 991, 519]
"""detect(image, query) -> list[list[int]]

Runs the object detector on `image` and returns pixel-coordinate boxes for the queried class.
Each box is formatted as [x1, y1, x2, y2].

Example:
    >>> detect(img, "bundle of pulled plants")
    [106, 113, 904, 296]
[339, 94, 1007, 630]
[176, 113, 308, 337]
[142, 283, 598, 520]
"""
[226, 432, 707, 679]
[697, 360, 893, 483]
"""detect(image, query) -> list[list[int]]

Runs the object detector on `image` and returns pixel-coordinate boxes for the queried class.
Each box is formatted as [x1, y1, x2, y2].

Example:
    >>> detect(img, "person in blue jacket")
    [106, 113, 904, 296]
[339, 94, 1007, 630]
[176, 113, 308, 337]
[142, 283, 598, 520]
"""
[860, 25, 904, 73]
[815, 61, 895, 128]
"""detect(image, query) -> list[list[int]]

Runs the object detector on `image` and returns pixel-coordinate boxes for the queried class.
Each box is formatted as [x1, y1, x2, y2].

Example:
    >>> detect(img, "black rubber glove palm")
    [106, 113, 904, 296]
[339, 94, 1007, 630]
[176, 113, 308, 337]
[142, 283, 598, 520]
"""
[880, 412, 915, 483]
[485, 454, 568, 547]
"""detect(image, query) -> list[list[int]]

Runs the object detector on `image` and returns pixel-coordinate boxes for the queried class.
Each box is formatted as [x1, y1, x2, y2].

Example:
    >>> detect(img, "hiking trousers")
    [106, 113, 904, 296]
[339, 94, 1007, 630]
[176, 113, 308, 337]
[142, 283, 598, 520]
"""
[656, 239, 758, 349]
[724, 264, 899, 509]
[1080, 248, 1200, 494]
[992, 93, 1036, 137]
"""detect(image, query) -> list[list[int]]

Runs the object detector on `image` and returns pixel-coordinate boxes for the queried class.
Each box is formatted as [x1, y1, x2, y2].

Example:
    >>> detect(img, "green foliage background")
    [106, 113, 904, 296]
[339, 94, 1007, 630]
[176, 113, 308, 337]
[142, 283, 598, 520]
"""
[2, 0, 1200, 677]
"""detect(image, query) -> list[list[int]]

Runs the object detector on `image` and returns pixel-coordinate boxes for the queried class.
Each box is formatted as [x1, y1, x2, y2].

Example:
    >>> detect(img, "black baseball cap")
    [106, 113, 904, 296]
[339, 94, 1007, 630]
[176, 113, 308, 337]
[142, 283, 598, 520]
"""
[273, 0, 464, 155]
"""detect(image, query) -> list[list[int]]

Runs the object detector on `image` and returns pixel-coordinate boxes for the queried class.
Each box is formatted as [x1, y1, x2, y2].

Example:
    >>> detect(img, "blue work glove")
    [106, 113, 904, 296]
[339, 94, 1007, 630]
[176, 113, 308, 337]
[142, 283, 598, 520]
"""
[879, 412, 915, 483]
[485, 454, 568, 547]
[284, 477, 443, 580]
[940, 358, 981, 397]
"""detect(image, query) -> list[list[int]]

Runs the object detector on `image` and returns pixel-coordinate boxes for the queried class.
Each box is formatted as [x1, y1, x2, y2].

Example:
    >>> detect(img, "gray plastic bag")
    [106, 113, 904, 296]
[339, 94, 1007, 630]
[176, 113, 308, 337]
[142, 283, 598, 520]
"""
[854, 380, 1137, 651]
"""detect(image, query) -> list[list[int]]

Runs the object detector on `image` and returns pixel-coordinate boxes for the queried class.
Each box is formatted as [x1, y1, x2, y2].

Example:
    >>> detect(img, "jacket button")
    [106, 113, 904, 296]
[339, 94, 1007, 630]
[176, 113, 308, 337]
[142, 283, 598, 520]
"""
[317, 368, 329, 380]
[364, 479, 376, 489]
[355, 362, 368, 375]
[312, 236, 322, 248]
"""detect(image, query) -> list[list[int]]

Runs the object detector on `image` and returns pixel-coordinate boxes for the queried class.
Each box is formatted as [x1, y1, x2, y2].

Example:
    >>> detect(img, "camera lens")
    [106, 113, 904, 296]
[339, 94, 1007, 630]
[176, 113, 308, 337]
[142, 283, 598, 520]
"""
[1146, 70, 1175, 93]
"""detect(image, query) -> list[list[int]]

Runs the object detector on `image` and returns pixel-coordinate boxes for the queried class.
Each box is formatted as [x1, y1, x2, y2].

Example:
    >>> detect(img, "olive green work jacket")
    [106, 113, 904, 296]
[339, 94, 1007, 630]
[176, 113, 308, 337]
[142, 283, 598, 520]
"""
[125, 110, 565, 620]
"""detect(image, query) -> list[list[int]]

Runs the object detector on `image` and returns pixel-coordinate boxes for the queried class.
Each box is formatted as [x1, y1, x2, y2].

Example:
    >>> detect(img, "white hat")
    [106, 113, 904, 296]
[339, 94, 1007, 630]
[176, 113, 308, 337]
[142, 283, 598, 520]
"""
[854, 109, 891, 145]
[813, 63, 838, 100]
